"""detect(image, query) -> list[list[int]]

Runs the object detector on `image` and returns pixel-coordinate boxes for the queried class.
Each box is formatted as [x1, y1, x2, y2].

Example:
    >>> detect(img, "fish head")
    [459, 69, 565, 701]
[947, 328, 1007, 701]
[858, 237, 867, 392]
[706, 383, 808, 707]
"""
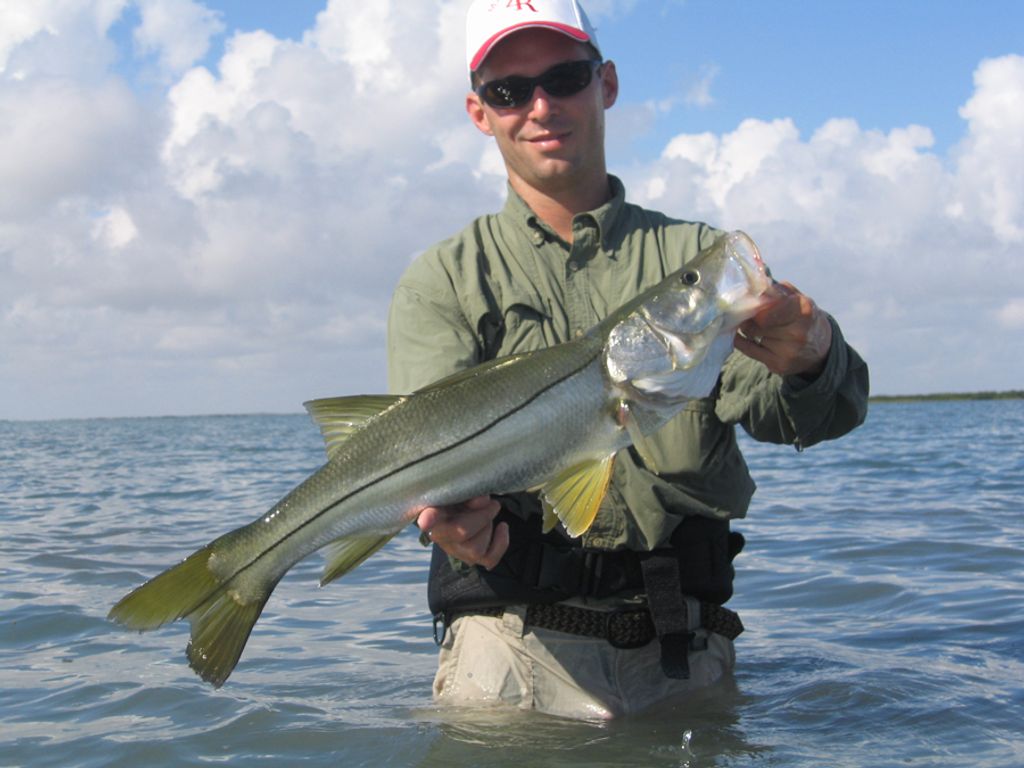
[604, 231, 772, 410]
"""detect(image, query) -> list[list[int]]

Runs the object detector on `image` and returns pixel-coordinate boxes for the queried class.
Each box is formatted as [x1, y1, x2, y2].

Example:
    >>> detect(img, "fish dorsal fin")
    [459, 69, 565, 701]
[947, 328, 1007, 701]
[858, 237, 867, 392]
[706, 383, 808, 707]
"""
[303, 395, 405, 460]
[320, 532, 395, 586]
[413, 353, 533, 394]
[539, 454, 616, 538]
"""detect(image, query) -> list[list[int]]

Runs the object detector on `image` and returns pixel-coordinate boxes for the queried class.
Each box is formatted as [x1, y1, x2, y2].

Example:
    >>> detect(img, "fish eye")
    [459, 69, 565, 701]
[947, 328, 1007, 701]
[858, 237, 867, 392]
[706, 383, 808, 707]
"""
[681, 270, 700, 286]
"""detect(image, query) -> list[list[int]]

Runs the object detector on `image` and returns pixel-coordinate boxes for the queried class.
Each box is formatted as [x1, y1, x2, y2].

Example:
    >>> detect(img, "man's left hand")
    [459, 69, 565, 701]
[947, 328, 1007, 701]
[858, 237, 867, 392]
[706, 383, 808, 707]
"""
[734, 281, 832, 378]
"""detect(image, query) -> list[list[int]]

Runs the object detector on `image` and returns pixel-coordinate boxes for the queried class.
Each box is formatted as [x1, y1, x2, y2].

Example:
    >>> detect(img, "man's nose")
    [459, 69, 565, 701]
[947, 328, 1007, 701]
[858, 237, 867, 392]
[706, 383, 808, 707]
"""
[527, 89, 555, 119]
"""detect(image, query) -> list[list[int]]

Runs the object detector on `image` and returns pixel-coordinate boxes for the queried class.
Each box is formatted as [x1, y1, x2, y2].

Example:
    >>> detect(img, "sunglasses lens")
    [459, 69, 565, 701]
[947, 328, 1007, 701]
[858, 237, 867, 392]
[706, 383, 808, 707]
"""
[483, 78, 532, 108]
[542, 61, 595, 97]
[479, 60, 599, 108]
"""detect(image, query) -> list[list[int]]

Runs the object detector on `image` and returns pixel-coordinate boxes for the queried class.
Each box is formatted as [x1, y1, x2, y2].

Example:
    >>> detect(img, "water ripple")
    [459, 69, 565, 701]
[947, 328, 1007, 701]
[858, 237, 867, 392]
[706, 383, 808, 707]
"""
[1, 404, 1022, 767]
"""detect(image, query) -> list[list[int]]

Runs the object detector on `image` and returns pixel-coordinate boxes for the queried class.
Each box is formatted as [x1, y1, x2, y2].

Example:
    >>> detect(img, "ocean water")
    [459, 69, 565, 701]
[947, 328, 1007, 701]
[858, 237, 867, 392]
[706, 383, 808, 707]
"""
[1, 400, 1022, 767]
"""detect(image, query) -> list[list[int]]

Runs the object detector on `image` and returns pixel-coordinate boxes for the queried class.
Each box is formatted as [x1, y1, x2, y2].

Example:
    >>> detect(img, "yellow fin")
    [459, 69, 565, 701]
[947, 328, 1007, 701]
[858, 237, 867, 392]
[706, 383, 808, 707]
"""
[320, 533, 395, 586]
[303, 396, 405, 460]
[109, 545, 222, 631]
[186, 584, 275, 688]
[541, 498, 559, 534]
[108, 543, 276, 688]
[539, 454, 615, 538]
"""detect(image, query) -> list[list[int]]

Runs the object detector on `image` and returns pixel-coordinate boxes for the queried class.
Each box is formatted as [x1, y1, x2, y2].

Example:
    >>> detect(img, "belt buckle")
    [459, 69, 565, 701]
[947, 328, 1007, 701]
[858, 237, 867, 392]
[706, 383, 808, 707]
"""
[604, 609, 653, 650]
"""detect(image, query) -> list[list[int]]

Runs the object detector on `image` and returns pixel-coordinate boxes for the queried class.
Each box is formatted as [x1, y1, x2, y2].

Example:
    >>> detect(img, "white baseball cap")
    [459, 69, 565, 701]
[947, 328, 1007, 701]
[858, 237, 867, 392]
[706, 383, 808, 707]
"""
[466, 0, 601, 73]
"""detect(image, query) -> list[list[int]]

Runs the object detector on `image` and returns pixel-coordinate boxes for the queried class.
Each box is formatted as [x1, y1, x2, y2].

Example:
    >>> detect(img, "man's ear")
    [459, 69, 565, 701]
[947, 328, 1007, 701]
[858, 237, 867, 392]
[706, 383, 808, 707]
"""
[466, 93, 495, 136]
[601, 60, 619, 109]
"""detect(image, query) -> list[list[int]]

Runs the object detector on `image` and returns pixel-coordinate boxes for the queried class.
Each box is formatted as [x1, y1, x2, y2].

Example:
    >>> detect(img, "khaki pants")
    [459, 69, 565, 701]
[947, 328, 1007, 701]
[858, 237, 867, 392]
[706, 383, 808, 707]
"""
[433, 605, 736, 720]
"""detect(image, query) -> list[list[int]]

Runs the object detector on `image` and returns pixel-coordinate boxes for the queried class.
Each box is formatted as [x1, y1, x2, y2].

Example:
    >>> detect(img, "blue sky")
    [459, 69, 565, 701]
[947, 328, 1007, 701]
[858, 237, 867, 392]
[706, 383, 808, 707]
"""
[1, 0, 1022, 420]
[606, 0, 1023, 157]
[115, 1, 1024, 155]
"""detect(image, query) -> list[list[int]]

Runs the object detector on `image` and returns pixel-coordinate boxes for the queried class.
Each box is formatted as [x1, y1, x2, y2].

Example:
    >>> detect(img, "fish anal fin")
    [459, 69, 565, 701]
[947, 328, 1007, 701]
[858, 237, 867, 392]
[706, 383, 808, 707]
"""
[320, 533, 395, 586]
[539, 454, 615, 538]
[303, 396, 405, 460]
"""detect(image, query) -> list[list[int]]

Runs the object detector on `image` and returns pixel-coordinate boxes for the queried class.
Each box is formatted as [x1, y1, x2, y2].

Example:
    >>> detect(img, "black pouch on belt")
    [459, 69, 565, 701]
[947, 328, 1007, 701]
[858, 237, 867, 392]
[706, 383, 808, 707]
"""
[638, 514, 745, 679]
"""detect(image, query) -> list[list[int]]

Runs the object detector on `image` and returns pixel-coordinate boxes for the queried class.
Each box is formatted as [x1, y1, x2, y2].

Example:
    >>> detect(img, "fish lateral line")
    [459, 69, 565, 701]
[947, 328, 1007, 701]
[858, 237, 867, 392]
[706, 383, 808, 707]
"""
[189, 340, 608, 591]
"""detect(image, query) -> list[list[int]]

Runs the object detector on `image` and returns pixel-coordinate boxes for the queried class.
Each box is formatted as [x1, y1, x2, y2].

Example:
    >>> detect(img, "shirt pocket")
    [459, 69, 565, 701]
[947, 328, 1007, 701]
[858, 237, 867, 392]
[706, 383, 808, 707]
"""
[642, 397, 729, 479]
[477, 290, 551, 360]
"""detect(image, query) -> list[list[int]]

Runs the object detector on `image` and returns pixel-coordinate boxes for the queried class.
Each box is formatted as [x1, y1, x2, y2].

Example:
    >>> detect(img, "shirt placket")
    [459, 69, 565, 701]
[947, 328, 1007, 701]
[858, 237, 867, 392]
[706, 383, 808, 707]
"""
[565, 216, 602, 339]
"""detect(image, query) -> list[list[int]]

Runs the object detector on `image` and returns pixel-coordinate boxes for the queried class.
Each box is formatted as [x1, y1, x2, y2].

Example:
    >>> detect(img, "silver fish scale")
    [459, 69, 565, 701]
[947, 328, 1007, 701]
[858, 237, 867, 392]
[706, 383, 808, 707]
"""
[211, 332, 617, 582]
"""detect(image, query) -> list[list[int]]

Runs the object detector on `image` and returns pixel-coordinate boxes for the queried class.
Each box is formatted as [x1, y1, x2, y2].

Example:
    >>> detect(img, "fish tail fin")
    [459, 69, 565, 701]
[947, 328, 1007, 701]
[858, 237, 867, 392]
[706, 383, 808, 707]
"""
[108, 546, 222, 630]
[320, 532, 395, 586]
[109, 544, 276, 687]
[184, 583, 276, 687]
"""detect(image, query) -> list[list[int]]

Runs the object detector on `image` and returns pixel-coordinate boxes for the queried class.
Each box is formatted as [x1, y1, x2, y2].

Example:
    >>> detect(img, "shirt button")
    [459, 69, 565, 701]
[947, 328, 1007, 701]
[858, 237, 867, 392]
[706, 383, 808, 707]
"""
[532, 231, 545, 246]
[574, 328, 584, 338]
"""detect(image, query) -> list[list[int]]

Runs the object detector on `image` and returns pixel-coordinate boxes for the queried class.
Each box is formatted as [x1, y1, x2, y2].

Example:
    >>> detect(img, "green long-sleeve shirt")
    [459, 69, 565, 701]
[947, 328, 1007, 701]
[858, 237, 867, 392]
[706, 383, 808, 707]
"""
[387, 176, 869, 551]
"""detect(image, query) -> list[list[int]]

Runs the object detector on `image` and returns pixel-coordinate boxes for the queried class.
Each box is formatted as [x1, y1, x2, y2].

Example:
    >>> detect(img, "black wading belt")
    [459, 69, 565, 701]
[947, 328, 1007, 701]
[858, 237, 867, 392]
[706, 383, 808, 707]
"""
[427, 508, 745, 679]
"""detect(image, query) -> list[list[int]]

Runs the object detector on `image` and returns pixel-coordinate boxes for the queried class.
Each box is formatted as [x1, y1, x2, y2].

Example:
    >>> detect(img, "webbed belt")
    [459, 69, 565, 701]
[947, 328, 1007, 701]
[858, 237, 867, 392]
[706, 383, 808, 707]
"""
[456, 600, 742, 650]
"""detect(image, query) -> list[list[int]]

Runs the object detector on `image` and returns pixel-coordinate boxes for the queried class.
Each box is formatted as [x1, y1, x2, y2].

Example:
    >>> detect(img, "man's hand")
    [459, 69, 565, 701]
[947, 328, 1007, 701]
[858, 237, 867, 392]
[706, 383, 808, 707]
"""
[410, 495, 509, 570]
[734, 281, 833, 378]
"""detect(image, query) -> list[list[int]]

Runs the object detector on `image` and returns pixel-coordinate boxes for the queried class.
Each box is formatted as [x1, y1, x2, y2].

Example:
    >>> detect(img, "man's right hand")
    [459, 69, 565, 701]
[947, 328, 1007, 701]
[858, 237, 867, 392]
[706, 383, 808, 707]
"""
[413, 495, 509, 570]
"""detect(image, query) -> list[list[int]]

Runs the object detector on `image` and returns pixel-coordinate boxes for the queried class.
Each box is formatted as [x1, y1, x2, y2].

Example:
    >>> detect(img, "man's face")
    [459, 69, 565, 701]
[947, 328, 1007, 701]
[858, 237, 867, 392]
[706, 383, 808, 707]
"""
[466, 29, 618, 197]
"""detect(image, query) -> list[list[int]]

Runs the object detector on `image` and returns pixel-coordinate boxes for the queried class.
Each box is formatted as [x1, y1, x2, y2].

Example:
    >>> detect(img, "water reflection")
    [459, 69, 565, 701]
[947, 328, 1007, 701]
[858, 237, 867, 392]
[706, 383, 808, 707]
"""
[412, 674, 770, 768]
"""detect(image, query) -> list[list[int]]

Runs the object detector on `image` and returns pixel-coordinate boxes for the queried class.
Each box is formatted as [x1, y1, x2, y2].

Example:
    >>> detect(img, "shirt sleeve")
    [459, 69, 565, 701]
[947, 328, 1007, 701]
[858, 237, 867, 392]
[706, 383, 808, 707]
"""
[714, 316, 870, 448]
[387, 256, 480, 394]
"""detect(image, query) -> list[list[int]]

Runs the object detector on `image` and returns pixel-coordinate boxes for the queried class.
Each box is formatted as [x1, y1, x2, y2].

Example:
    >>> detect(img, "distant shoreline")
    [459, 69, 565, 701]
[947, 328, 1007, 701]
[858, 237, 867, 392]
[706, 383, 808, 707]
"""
[870, 390, 1024, 403]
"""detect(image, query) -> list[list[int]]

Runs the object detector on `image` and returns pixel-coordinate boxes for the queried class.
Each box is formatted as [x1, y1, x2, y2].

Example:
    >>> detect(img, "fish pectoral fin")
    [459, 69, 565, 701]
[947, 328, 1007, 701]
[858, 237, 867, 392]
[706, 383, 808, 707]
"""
[539, 454, 616, 539]
[320, 533, 395, 587]
[108, 543, 276, 688]
[303, 396, 406, 460]
[540, 499, 560, 534]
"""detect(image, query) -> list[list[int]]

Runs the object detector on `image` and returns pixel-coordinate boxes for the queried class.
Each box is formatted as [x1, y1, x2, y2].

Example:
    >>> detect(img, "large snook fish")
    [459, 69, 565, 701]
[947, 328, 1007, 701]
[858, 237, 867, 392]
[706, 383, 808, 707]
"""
[109, 231, 772, 687]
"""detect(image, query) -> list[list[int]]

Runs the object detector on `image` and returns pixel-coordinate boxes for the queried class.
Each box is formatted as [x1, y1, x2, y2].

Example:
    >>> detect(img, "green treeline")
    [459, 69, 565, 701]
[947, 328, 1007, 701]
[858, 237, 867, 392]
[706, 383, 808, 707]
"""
[870, 391, 1024, 403]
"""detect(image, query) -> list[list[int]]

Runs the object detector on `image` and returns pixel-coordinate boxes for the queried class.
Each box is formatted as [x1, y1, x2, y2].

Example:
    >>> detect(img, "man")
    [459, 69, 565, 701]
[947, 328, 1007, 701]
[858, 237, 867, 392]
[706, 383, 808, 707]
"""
[387, 0, 868, 719]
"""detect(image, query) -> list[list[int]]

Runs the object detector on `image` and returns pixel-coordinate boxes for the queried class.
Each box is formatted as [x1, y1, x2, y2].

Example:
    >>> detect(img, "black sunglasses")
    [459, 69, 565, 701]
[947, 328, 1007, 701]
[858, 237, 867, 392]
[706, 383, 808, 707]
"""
[476, 59, 603, 109]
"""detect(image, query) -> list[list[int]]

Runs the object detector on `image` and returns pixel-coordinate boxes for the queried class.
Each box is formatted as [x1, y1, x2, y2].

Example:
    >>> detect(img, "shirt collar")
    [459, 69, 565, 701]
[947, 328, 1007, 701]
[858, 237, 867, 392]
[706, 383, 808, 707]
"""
[500, 175, 627, 251]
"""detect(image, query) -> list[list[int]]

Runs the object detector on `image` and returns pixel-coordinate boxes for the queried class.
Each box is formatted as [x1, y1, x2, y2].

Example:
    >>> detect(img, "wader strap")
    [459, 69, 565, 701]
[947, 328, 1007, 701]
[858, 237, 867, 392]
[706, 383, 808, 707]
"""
[640, 553, 698, 679]
[448, 601, 742, 649]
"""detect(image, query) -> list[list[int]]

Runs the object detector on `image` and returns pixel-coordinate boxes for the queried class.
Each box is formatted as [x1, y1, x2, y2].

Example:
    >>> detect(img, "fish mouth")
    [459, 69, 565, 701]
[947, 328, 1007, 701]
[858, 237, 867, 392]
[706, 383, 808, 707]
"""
[719, 232, 772, 310]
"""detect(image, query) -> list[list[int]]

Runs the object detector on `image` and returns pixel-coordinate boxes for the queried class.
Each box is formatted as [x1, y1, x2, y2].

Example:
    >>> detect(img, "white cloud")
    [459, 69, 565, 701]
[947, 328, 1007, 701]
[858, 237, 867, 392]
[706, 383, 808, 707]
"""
[997, 299, 1024, 330]
[133, 0, 225, 79]
[686, 63, 719, 108]
[626, 57, 1024, 395]
[0, 0, 508, 419]
[92, 206, 139, 249]
[0, 77, 147, 218]
[0, 2, 1022, 418]
[0, 0, 127, 79]
[953, 54, 1024, 243]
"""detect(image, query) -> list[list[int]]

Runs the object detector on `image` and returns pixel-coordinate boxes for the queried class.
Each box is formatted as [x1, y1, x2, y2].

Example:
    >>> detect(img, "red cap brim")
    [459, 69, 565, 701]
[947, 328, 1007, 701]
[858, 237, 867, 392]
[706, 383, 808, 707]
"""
[470, 22, 590, 71]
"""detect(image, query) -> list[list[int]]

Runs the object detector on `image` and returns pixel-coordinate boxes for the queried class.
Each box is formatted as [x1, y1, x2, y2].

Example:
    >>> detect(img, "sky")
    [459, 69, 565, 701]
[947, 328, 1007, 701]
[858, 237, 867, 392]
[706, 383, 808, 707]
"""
[1, 0, 1022, 421]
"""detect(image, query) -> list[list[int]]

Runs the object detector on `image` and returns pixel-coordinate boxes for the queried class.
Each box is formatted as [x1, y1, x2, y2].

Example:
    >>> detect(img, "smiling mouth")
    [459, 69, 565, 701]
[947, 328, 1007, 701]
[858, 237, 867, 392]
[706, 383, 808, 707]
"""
[528, 131, 570, 144]
[524, 134, 573, 149]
